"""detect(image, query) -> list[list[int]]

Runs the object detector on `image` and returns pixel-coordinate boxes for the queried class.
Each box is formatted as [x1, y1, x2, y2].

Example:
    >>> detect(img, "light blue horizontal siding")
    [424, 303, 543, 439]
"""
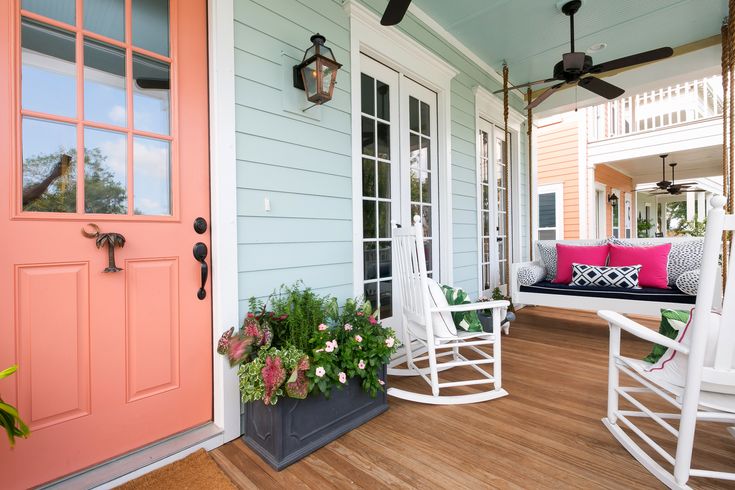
[234, 0, 352, 308]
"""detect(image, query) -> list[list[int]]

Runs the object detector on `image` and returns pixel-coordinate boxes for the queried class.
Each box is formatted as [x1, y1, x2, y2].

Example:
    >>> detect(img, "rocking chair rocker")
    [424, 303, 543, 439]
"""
[600, 196, 735, 489]
[387, 216, 509, 405]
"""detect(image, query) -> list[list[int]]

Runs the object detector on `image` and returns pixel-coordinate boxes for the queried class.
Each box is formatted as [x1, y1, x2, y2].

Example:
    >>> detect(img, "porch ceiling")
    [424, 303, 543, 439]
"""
[410, 0, 726, 113]
[604, 145, 723, 185]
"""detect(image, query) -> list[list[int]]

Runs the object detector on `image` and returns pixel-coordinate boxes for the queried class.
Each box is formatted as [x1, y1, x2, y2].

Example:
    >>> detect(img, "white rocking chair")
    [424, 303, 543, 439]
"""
[387, 216, 509, 405]
[600, 196, 735, 489]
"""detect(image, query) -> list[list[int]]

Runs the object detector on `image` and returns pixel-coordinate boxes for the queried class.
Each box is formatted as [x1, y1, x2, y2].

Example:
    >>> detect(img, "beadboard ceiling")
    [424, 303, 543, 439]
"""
[408, 0, 726, 113]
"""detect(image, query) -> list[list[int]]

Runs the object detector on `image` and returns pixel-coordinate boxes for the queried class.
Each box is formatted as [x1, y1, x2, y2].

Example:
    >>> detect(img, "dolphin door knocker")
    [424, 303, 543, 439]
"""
[82, 223, 126, 272]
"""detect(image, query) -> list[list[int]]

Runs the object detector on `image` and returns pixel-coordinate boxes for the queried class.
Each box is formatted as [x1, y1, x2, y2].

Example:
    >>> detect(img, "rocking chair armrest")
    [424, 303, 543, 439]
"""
[432, 300, 510, 313]
[598, 310, 689, 354]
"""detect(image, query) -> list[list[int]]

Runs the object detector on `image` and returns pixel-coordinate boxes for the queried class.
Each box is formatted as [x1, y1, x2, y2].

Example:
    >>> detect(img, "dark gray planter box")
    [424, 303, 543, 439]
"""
[242, 367, 388, 470]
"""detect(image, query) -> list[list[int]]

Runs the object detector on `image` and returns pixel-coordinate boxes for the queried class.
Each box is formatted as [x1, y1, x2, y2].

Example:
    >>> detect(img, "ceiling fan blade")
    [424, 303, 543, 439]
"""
[590, 47, 674, 75]
[492, 78, 558, 94]
[675, 182, 697, 186]
[380, 0, 411, 26]
[525, 82, 564, 110]
[578, 76, 624, 100]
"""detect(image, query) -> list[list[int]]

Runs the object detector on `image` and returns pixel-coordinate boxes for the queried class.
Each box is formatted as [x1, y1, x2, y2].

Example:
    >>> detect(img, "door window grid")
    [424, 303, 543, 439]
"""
[494, 135, 508, 288]
[361, 73, 393, 320]
[479, 129, 492, 291]
[408, 96, 434, 278]
[18, 1, 173, 217]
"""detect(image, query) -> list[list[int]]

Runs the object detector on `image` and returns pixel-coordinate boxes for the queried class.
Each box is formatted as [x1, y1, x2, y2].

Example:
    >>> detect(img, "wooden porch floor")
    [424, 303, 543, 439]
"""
[210, 307, 735, 489]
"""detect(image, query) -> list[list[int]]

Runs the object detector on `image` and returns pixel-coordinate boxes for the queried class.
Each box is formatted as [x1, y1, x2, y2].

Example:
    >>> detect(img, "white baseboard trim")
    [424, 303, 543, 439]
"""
[42, 423, 226, 490]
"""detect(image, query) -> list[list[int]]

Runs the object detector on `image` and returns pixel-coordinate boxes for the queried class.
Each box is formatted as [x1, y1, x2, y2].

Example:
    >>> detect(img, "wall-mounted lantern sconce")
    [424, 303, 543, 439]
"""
[608, 193, 619, 206]
[293, 33, 342, 109]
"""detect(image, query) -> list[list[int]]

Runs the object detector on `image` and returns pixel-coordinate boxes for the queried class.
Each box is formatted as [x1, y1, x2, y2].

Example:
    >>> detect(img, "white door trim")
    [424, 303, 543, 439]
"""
[207, 0, 240, 442]
[346, 0, 457, 293]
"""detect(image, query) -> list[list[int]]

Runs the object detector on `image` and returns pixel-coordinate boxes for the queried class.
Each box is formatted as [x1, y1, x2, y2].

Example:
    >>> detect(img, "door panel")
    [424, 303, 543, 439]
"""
[0, 1, 212, 488]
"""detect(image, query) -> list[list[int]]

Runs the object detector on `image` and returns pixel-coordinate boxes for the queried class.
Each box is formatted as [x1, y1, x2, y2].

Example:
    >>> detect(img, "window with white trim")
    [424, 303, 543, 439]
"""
[611, 189, 620, 238]
[537, 184, 563, 240]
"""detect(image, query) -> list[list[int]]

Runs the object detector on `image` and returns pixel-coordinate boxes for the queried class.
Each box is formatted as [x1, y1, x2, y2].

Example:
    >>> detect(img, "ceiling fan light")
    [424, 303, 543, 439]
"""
[563, 52, 586, 73]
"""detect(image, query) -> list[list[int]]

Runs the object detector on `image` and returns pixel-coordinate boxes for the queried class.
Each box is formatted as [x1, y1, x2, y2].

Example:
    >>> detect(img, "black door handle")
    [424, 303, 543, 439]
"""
[193, 242, 208, 300]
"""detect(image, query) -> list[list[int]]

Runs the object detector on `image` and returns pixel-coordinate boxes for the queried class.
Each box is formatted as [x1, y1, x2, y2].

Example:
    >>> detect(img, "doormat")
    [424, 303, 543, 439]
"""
[115, 449, 235, 489]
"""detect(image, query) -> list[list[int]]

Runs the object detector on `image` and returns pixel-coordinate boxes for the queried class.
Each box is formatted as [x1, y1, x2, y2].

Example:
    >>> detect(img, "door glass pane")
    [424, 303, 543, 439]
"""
[361, 116, 375, 157]
[133, 136, 170, 215]
[21, 20, 76, 118]
[378, 201, 391, 238]
[363, 242, 377, 280]
[132, 0, 169, 56]
[84, 39, 127, 126]
[420, 101, 430, 136]
[379, 242, 392, 278]
[84, 127, 127, 214]
[376, 81, 390, 120]
[22, 0, 75, 25]
[409, 96, 419, 132]
[84, 0, 125, 41]
[379, 280, 392, 319]
[360, 74, 374, 116]
[133, 54, 170, 134]
[22, 118, 77, 212]
[377, 122, 390, 160]
[362, 158, 375, 197]
[377, 162, 390, 199]
[362, 200, 376, 238]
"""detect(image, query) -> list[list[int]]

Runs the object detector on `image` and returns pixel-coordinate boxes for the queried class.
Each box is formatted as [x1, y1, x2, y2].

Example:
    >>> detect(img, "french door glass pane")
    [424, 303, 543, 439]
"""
[22, 117, 77, 212]
[84, 0, 125, 41]
[132, 0, 169, 56]
[84, 127, 127, 213]
[133, 136, 171, 215]
[360, 74, 374, 115]
[84, 39, 127, 126]
[133, 54, 170, 135]
[21, 20, 76, 118]
[22, 0, 75, 25]
[376, 81, 390, 120]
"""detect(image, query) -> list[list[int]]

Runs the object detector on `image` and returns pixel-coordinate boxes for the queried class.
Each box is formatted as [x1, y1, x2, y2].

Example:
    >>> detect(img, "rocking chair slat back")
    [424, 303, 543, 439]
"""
[392, 217, 431, 331]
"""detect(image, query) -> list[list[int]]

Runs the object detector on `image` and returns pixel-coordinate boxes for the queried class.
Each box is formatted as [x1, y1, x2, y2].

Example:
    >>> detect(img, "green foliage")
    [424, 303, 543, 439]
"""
[637, 217, 654, 238]
[269, 282, 333, 351]
[23, 148, 126, 213]
[237, 346, 307, 405]
[0, 365, 30, 447]
[676, 218, 707, 237]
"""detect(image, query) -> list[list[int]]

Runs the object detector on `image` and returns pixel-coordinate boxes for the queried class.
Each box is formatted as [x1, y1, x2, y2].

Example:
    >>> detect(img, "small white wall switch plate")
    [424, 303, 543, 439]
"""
[264, 197, 271, 212]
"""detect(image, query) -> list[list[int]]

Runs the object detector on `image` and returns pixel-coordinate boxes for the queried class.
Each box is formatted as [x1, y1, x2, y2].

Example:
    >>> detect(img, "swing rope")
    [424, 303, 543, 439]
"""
[502, 64, 511, 288]
[527, 87, 534, 259]
[722, 7, 734, 287]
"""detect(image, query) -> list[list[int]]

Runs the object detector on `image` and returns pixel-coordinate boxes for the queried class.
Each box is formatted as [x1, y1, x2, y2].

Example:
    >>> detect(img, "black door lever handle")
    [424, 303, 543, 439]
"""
[193, 242, 208, 300]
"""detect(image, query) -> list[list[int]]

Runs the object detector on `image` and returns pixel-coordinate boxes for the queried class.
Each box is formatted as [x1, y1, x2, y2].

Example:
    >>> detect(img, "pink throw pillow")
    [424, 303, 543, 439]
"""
[608, 243, 671, 289]
[553, 244, 610, 284]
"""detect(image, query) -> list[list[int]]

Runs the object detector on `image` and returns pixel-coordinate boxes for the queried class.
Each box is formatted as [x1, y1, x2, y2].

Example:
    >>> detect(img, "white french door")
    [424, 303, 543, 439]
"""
[477, 118, 509, 295]
[359, 55, 439, 327]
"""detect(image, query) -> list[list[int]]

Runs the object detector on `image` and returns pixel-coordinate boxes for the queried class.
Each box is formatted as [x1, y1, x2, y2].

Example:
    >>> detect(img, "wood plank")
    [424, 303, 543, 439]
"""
[212, 307, 735, 489]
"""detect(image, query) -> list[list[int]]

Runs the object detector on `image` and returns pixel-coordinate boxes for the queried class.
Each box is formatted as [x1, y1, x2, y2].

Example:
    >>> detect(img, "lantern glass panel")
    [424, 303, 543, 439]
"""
[301, 60, 318, 99]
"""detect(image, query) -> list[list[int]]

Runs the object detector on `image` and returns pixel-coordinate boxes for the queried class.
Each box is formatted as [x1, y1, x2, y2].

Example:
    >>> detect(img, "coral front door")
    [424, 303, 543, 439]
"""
[0, 1, 212, 488]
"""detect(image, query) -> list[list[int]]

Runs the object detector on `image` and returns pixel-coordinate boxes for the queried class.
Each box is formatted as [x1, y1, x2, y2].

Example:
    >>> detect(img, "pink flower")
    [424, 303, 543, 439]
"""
[354, 335, 363, 343]
[379, 379, 385, 386]
[315, 367, 326, 377]
[318, 323, 327, 331]
[385, 337, 395, 348]
[247, 312, 254, 319]
[369, 315, 377, 325]
[325, 342, 334, 353]
[358, 360, 366, 370]
[338, 372, 347, 384]
[356, 312, 364, 316]
[344, 323, 353, 331]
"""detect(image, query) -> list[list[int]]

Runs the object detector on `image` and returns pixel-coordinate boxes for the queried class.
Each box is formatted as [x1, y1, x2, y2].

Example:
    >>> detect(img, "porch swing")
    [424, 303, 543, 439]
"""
[385, 67, 524, 405]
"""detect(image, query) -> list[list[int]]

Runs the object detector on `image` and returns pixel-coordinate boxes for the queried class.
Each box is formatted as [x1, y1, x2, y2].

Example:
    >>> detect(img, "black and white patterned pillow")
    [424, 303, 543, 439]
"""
[517, 264, 546, 286]
[571, 263, 641, 289]
[537, 240, 606, 281]
[675, 269, 699, 296]
[608, 237, 703, 285]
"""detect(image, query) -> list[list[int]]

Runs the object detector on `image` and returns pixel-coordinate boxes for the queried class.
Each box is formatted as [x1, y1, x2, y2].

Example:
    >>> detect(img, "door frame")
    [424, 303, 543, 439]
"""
[346, 0, 457, 296]
[207, 0, 240, 443]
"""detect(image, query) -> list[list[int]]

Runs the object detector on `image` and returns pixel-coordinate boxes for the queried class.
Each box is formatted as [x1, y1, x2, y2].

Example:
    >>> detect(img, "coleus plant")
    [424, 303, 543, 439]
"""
[0, 365, 30, 447]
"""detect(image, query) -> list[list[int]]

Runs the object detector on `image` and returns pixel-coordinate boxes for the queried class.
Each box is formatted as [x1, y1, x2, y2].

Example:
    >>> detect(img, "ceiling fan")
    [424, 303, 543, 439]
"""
[642, 161, 698, 196]
[380, 0, 411, 26]
[638, 154, 674, 192]
[494, 0, 674, 110]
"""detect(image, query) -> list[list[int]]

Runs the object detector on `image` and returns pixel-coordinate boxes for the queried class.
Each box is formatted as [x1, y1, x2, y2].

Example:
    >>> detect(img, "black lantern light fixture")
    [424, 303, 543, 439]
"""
[608, 193, 619, 205]
[293, 33, 342, 108]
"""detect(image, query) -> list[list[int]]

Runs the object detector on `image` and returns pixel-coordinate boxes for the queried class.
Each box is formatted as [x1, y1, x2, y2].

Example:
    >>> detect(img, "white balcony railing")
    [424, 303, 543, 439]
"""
[587, 76, 723, 142]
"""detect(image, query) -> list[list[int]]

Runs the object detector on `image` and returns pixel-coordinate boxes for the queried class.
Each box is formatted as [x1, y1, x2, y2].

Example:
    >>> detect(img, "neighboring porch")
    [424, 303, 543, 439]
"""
[211, 307, 735, 489]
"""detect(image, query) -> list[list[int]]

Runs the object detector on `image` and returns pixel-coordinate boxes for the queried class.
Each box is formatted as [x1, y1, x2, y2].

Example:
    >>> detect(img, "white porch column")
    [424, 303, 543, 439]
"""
[686, 192, 695, 221]
[696, 191, 706, 220]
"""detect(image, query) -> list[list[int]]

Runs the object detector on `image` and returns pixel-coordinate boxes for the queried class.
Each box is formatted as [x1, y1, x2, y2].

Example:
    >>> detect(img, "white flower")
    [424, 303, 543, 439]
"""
[355, 335, 363, 343]
[344, 323, 353, 331]
[338, 372, 347, 383]
[358, 360, 366, 370]
[315, 367, 326, 377]
[385, 337, 395, 348]
[318, 323, 327, 331]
